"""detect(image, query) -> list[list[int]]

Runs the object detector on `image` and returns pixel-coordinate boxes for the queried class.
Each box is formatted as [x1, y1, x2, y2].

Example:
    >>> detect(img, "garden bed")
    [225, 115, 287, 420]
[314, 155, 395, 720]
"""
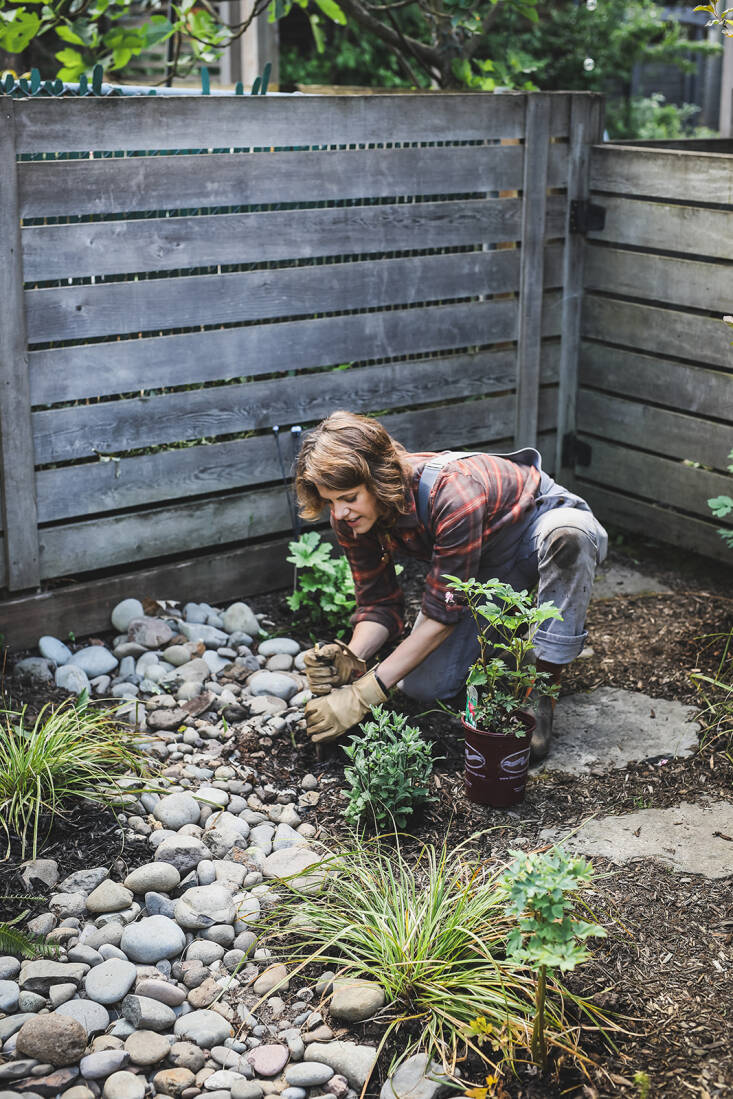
[2, 535, 732, 1099]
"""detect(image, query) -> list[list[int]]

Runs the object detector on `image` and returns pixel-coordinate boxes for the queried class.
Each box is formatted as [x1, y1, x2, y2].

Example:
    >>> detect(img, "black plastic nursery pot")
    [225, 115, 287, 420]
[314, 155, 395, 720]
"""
[461, 711, 535, 808]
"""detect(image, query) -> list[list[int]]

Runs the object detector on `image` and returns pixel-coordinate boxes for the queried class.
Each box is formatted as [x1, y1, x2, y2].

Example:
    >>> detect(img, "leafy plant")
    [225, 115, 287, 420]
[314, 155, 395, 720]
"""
[707, 447, 733, 551]
[634, 1069, 652, 1099]
[342, 705, 435, 830]
[691, 628, 733, 760]
[606, 93, 717, 141]
[265, 835, 618, 1079]
[445, 576, 561, 735]
[0, 921, 59, 959]
[286, 530, 356, 638]
[500, 846, 607, 1070]
[0, 697, 148, 859]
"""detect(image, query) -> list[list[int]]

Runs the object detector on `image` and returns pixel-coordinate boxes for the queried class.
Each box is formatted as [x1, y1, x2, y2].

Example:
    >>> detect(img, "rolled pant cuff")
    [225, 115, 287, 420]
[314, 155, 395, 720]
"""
[532, 628, 587, 665]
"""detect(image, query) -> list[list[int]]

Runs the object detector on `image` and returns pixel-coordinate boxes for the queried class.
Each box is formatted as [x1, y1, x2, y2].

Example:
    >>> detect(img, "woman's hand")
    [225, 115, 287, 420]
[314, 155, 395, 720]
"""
[302, 640, 366, 695]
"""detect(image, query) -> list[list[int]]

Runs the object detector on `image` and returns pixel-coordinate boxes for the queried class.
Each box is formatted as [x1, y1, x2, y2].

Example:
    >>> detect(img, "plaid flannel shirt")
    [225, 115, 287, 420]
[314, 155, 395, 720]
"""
[332, 451, 542, 641]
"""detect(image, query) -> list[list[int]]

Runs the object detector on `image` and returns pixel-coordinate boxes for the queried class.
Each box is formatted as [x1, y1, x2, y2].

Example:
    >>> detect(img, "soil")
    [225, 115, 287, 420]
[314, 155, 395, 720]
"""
[2, 532, 732, 1099]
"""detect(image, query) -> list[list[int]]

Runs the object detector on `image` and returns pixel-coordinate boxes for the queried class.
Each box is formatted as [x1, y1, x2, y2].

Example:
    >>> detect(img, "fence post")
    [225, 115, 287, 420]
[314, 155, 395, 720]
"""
[514, 93, 550, 449]
[555, 93, 605, 485]
[0, 99, 41, 591]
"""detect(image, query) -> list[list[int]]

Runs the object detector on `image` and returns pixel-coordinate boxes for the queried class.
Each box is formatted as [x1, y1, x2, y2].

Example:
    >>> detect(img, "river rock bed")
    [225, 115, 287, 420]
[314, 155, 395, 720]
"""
[2, 599, 440, 1099]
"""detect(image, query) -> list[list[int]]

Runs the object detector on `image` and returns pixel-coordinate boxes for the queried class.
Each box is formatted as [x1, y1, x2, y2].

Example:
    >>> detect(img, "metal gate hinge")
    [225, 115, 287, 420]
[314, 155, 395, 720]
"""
[562, 433, 592, 468]
[569, 199, 606, 234]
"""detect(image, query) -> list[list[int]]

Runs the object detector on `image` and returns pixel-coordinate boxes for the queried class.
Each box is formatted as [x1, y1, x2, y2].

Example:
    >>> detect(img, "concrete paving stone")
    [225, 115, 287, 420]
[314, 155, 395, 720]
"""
[592, 561, 672, 601]
[541, 800, 733, 879]
[540, 687, 699, 774]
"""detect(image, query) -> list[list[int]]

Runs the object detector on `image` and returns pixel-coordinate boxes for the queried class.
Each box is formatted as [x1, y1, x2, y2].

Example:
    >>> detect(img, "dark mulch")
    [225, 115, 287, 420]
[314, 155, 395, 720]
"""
[2, 532, 732, 1098]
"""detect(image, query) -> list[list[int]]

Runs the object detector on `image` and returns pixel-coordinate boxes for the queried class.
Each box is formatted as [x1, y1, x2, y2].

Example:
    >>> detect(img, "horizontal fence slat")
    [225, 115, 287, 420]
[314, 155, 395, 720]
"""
[37, 393, 559, 579]
[575, 481, 732, 564]
[579, 343, 732, 419]
[35, 344, 562, 522]
[39, 485, 293, 579]
[13, 93, 579, 154]
[19, 143, 564, 218]
[578, 436, 733, 523]
[22, 196, 567, 282]
[576, 389, 732, 471]
[591, 144, 733, 204]
[29, 300, 513, 406]
[27, 244, 564, 344]
[584, 245, 732, 314]
[588, 194, 733, 260]
[582, 296, 733, 370]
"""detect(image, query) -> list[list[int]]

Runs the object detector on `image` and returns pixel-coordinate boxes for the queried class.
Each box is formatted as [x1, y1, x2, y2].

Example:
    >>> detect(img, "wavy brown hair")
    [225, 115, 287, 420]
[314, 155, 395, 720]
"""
[294, 411, 413, 525]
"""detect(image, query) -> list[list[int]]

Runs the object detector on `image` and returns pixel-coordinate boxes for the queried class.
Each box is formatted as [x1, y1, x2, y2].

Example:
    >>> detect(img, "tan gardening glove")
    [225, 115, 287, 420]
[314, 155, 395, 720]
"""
[302, 640, 367, 696]
[305, 669, 388, 744]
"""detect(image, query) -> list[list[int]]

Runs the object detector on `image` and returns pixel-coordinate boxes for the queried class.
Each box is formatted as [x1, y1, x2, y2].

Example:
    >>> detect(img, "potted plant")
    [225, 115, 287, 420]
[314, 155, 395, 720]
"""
[444, 575, 562, 808]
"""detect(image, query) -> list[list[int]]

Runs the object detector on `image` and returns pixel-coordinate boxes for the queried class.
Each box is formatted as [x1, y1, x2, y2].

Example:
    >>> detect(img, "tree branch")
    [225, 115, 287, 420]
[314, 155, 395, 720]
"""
[337, 0, 444, 73]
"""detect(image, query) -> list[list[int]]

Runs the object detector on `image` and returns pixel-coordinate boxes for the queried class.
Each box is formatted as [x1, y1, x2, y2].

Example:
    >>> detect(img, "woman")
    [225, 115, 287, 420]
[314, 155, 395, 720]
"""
[294, 410, 607, 760]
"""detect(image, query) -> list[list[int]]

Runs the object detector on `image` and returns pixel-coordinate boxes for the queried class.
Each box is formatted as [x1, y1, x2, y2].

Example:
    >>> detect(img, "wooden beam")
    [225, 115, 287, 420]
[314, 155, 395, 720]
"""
[555, 93, 604, 485]
[0, 99, 40, 592]
[515, 93, 551, 449]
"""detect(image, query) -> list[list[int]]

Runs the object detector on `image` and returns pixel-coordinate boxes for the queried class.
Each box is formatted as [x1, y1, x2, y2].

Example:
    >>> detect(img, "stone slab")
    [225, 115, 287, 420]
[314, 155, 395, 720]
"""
[541, 801, 733, 879]
[592, 561, 672, 601]
[539, 687, 699, 774]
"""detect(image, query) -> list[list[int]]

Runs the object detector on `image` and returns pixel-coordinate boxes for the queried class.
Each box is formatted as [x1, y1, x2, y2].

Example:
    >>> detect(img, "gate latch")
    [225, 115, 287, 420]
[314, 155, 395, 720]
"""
[562, 433, 592, 468]
[569, 199, 606, 234]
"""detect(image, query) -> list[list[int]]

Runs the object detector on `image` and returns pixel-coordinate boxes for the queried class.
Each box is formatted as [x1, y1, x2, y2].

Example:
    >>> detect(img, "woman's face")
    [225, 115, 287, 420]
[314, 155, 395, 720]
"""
[316, 482, 380, 534]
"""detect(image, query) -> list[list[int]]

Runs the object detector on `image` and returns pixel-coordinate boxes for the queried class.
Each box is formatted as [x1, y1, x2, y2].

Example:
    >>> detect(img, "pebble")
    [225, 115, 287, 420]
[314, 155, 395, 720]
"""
[231, 1083, 264, 1099]
[124, 1030, 172, 1067]
[155, 835, 212, 874]
[253, 965, 289, 997]
[222, 604, 260, 637]
[173, 1010, 233, 1048]
[247, 672, 299, 702]
[111, 599, 145, 632]
[246, 1045, 289, 1078]
[0, 956, 22, 980]
[128, 617, 175, 649]
[303, 1044, 378, 1091]
[60, 868, 110, 894]
[38, 635, 73, 665]
[16, 1014, 87, 1067]
[55, 665, 91, 694]
[124, 862, 181, 895]
[154, 793, 202, 830]
[120, 916, 186, 964]
[186, 942, 224, 967]
[17, 990, 46, 1012]
[19, 961, 88, 992]
[175, 884, 235, 931]
[70, 646, 118, 677]
[103, 1070, 147, 1099]
[285, 1065, 334, 1088]
[168, 1042, 206, 1072]
[86, 881, 134, 915]
[122, 994, 177, 1032]
[135, 979, 187, 1007]
[84, 958, 137, 1005]
[48, 983, 78, 1008]
[79, 1051, 131, 1079]
[0, 979, 19, 1012]
[379, 1054, 453, 1099]
[15, 656, 54, 683]
[153, 1067, 196, 1097]
[55, 999, 110, 1036]
[204, 1070, 247, 1090]
[330, 979, 385, 1023]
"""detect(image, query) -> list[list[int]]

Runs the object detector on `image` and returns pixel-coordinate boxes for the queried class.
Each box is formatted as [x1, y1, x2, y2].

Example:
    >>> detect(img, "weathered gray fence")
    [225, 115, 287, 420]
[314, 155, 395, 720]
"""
[570, 140, 733, 562]
[1, 91, 605, 645]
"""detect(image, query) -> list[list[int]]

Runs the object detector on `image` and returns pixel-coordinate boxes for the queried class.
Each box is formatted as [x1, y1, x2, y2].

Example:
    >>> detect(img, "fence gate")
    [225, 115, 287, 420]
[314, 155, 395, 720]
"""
[570, 139, 733, 563]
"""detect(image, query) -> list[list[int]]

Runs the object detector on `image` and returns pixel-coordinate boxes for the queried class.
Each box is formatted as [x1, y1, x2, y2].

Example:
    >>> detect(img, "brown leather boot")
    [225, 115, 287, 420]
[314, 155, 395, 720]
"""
[529, 660, 562, 763]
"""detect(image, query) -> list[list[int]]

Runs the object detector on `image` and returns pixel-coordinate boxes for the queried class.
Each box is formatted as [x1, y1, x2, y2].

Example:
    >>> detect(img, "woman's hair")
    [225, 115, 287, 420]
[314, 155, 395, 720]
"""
[294, 411, 412, 524]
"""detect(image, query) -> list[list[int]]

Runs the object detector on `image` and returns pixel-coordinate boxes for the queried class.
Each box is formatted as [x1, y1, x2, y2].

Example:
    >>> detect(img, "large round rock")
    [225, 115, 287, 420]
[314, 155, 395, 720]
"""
[173, 1010, 233, 1048]
[153, 793, 201, 831]
[84, 958, 137, 1005]
[154, 835, 211, 875]
[16, 1013, 87, 1066]
[123, 863, 180, 895]
[120, 915, 185, 964]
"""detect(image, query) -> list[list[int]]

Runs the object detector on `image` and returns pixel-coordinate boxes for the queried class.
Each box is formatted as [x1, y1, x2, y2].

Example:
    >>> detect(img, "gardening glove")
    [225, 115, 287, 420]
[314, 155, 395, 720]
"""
[305, 669, 388, 744]
[302, 640, 367, 696]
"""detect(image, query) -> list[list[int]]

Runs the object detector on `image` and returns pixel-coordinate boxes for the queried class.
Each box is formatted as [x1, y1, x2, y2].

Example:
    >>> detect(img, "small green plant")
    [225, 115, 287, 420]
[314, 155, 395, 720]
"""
[691, 628, 733, 759]
[500, 846, 607, 1071]
[633, 1070, 651, 1099]
[265, 834, 618, 1079]
[0, 920, 59, 959]
[707, 447, 733, 550]
[286, 531, 356, 638]
[445, 576, 562, 734]
[342, 705, 436, 829]
[0, 698, 148, 859]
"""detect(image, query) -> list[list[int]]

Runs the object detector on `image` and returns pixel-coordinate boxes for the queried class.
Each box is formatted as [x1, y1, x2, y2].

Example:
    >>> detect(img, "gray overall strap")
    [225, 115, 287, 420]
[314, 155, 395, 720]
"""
[416, 446, 542, 529]
[417, 451, 481, 528]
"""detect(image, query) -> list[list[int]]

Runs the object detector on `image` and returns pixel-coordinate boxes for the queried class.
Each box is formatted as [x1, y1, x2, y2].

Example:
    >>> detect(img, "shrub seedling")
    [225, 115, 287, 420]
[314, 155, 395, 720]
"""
[286, 531, 356, 637]
[500, 846, 607, 1071]
[342, 705, 436, 830]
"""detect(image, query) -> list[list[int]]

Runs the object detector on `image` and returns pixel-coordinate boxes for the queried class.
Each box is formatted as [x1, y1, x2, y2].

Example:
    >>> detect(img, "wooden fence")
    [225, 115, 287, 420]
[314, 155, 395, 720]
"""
[572, 140, 733, 562]
[0, 91, 605, 645]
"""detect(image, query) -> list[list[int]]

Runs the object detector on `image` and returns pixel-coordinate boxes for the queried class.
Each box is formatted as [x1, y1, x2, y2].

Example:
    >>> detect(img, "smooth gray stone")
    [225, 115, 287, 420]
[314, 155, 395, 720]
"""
[178, 623, 229, 648]
[120, 916, 185, 964]
[0, 980, 20, 1012]
[124, 863, 180, 895]
[55, 999, 110, 1036]
[153, 793, 201, 831]
[0, 1014, 35, 1041]
[304, 1044, 378, 1091]
[19, 962, 88, 993]
[15, 657, 54, 684]
[98, 945, 128, 962]
[38, 636, 73, 665]
[59, 868, 109, 895]
[284, 1064, 334, 1088]
[222, 603, 260, 637]
[55, 665, 90, 695]
[79, 1051, 130, 1080]
[173, 1010, 233, 1048]
[154, 836, 211, 875]
[86, 881, 134, 916]
[111, 599, 144, 633]
[0, 956, 22, 980]
[230, 1083, 263, 1099]
[69, 647, 118, 677]
[379, 1054, 453, 1099]
[257, 639, 300, 657]
[84, 958, 137, 1005]
[17, 991, 46, 1013]
[144, 892, 176, 919]
[121, 994, 176, 1032]
[67, 946, 102, 967]
[102, 1070, 146, 1099]
[247, 671, 298, 702]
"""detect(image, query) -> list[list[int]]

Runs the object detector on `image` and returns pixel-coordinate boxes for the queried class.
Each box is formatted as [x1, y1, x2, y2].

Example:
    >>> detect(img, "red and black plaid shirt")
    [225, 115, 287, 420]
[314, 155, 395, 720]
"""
[332, 451, 542, 640]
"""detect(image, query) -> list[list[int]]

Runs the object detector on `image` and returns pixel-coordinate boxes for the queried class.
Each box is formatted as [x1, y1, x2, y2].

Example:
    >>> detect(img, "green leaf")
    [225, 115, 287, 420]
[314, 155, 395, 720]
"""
[313, 0, 347, 24]
[56, 24, 86, 45]
[1, 8, 41, 54]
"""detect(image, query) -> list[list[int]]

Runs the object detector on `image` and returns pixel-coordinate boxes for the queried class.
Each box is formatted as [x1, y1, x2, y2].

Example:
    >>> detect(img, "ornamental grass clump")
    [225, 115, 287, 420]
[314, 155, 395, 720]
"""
[342, 706, 436, 829]
[0, 696, 148, 859]
[265, 835, 618, 1081]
